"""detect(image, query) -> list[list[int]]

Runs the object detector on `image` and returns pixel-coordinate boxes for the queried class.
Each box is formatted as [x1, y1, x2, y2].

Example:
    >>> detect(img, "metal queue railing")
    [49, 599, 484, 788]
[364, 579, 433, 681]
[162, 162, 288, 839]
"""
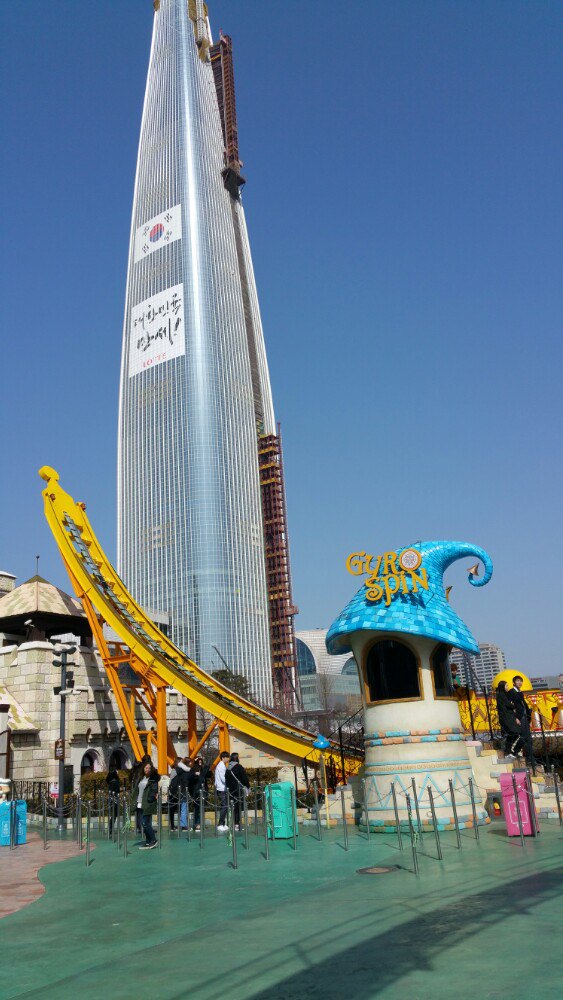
[7, 764, 561, 877]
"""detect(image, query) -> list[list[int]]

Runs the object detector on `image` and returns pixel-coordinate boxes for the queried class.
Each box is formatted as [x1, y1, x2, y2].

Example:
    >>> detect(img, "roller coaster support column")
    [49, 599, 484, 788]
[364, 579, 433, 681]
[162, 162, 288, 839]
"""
[218, 721, 230, 755]
[81, 592, 145, 761]
[187, 700, 197, 757]
[156, 685, 168, 776]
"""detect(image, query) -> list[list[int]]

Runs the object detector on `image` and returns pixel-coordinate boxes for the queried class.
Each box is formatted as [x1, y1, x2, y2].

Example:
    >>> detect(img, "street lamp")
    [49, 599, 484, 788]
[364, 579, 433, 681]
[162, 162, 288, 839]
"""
[51, 642, 76, 832]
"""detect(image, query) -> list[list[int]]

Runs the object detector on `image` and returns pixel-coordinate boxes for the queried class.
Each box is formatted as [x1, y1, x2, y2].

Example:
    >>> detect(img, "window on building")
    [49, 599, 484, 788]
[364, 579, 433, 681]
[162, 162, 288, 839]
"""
[109, 748, 130, 771]
[80, 751, 98, 775]
[364, 640, 420, 702]
[431, 644, 454, 697]
[342, 657, 358, 676]
[296, 638, 316, 676]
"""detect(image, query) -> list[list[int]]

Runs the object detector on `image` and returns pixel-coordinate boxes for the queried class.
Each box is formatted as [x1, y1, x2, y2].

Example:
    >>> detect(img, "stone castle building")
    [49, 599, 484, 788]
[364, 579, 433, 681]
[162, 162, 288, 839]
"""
[0, 573, 281, 790]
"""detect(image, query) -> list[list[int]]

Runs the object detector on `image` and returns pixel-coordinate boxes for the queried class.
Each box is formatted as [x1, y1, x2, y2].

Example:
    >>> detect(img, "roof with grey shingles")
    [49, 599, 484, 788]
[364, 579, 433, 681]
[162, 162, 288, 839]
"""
[0, 576, 85, 621]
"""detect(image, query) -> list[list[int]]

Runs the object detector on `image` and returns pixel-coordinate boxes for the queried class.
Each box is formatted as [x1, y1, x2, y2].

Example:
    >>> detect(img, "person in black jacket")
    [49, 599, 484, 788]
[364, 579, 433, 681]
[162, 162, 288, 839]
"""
[225, 753, 250, 831]
[138, 762, 160, 850]
[495, 681, 523, 760]
[167, 764, 179, 832]
[106, 769, 120, 835]
[189, 755, 210, 831]
[177, 757, 192, 830]
[507, 676, 533, 764]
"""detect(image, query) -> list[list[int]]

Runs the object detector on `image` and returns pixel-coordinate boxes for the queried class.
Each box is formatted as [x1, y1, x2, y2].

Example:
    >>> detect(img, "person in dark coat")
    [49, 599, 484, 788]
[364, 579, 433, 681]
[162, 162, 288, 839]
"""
[225, 753, 250, 830]
[106, 769, 120, 835]
[495, 681, 523, 759]
[167, 764, 179, 832]
[177, 757, 192, 829]
[189, 756, 210, 831]
[138, 761, 160, 850]
[508, 676, 533, 764]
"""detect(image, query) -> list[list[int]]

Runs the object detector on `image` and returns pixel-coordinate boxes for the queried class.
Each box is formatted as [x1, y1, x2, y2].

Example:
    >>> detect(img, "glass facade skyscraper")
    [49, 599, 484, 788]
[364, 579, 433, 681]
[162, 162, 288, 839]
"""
[117, 0, 275, 704]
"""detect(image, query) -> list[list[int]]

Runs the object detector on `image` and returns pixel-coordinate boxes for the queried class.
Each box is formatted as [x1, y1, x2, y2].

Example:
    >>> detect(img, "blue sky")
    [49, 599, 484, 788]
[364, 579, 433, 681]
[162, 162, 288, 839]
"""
[2, 1, 561, 674]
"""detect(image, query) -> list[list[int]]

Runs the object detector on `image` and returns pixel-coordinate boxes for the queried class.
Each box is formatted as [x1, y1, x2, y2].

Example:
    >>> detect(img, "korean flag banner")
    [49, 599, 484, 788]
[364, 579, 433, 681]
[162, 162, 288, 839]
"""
[134, 204, 182, 261]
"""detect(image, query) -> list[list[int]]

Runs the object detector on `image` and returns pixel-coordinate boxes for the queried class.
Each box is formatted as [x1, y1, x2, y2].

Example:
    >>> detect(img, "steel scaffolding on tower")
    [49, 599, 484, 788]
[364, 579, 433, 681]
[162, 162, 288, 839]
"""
[258, 429, 300, 712]
[210, 33, 246, 198]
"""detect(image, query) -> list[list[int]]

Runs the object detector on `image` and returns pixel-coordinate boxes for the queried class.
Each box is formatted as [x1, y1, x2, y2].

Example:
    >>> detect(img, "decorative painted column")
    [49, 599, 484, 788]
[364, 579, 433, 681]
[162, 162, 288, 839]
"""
[327, 541, 493, 831]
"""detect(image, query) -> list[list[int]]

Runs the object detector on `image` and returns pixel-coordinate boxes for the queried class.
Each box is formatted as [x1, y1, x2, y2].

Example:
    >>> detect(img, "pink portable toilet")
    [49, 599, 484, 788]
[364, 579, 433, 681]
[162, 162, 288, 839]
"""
[499, 772, 538, 837]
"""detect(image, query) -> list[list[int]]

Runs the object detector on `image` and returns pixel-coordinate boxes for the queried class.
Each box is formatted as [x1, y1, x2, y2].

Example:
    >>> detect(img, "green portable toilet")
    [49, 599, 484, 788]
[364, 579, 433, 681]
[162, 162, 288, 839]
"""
[265, 781, 298, 840]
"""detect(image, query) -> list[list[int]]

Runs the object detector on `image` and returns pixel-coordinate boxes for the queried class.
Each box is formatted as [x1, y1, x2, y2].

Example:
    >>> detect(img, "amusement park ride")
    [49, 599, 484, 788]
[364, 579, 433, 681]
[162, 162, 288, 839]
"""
[39, 467, 360, 777]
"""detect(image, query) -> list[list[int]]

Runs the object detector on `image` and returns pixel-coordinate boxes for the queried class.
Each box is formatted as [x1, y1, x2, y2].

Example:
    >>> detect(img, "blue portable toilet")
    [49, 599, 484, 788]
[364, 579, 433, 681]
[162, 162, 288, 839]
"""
[0, 800, 27, 845]
[265, 782, 298, 840]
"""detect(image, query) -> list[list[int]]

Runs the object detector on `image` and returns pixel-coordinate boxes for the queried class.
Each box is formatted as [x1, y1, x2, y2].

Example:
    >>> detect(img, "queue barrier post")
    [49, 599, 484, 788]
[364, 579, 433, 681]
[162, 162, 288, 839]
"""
[123, 804, 128, 858]
[391, 782, 403, 851]
[85, 802, 91, 867]
[405, 793, 418, 875]
[9, 799, 16, 850]
[229, 802, 238, 870]
[290, 787, 298, 851]
[411, 778, 423, 839]
[551, 765, 562, 826]
[361, 779, 370, 841]
[263, 788, 270, 861]
[313, 782, 322, 842]
[525, 771, 539, 838]
[448, 779, 462, 849]
[340, 787, 349, 851]
[511, 773, 525, 847]
[427, 786, 443, 861]
[243, 791, 249, 850]
[468, 777, 480, 841]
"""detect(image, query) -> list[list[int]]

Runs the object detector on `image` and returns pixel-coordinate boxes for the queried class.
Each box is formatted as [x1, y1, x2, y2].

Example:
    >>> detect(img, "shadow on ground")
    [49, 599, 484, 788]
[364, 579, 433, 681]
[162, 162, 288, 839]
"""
[247, 868, 563, 1000]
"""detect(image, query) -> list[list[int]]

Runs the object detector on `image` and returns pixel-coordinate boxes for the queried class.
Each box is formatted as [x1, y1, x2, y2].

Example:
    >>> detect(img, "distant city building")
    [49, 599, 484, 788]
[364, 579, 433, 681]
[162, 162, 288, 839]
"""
[296, 629, 361, 713]
[450, 642, 507, 689]
[117, 0, 297, 708]
[530, 675, 563, 691]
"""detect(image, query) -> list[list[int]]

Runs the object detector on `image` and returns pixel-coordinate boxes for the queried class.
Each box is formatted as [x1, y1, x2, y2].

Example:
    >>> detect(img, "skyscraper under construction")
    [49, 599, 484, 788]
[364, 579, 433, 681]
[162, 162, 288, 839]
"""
[117, 0, 297, 707]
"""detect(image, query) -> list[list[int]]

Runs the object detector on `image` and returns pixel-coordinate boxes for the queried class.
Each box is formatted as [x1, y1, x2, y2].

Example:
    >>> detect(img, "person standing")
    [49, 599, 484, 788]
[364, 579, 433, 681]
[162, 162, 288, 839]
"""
[177, 757, 192, 830]
[495, 681, 522, 760]
[214, 751, 230, 832]
[225, 753, 250, 831]
[138, 761, 160, 850]
[106, 768, 120, 836]
[168, 762, 179, 832]
[133, 754, 152, 835]
[189, 755, 210, 831]
[508, 676, 533, 765]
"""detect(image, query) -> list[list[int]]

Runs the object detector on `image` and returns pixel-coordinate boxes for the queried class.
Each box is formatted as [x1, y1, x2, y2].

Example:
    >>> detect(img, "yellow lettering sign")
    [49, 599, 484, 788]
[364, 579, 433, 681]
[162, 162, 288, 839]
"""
[384, 574, 400, 606]
[346, 547, 425, 606]
[346, 552, 366, 575]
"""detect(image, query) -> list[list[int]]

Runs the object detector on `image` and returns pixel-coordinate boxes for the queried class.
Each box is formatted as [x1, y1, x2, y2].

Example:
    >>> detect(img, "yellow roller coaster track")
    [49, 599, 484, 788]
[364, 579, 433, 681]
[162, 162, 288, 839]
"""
[40, 467, 362, 775]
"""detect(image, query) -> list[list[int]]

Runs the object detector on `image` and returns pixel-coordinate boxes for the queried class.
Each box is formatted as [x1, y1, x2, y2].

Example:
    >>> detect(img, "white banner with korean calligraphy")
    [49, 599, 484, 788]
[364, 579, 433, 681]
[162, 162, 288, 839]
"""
[128, 283, 185, 377]
[134, 204, 182, 261]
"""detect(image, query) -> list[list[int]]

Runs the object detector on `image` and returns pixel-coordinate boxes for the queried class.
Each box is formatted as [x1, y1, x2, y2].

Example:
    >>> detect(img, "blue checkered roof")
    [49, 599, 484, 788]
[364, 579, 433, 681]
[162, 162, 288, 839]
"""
[326, 541, 493, 656]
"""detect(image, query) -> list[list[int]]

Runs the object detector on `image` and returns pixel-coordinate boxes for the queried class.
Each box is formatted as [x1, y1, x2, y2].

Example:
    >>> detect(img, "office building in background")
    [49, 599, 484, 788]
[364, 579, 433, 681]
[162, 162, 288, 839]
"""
[450, 642, 507, 690]
[117, 0, 297, 706]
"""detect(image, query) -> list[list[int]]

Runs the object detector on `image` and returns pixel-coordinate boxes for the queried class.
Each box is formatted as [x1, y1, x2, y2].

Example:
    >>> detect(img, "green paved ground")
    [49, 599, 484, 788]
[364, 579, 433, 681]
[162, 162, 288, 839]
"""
[2, 822, 562, 1000]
